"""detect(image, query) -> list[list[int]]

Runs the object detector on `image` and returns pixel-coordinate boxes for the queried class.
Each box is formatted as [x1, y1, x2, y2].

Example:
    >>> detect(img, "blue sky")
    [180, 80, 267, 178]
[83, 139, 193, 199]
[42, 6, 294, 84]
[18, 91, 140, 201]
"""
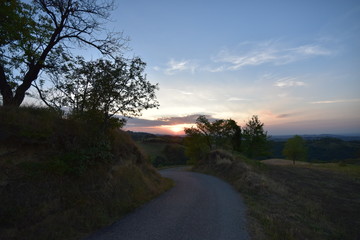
[88, 0, 360, 134]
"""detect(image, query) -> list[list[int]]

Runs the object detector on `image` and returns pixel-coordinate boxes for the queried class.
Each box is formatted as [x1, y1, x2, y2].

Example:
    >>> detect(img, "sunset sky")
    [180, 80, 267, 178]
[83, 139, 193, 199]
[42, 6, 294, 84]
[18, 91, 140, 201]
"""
[76, 0, 360, 135]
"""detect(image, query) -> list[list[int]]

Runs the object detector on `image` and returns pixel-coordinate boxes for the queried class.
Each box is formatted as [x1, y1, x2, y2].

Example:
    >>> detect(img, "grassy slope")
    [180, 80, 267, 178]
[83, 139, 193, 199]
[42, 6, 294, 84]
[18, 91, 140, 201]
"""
[194, 151, 360, 240]
[136, 141, 167, 160]
[135, 137, 188, 167]
[0, 107, 172, 240]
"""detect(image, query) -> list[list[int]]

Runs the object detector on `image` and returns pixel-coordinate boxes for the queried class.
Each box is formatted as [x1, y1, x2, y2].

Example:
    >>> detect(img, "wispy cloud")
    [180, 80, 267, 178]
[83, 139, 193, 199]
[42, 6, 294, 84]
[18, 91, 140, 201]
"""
[276, 113, 292, 118]
[178, 90, 193, 95]
[166, 88, 193, 95]
[310, 99, 360, 104]
[163, 59, 198, 75]
[227, 97, 250, 101]
[155, 41, 334, 75]
[212, 41, 333, 71]
[125, 114, 217, 128]
[291, 44, 332, 56]
[274, 77, 306, 88]
[214, 48, 277, 69]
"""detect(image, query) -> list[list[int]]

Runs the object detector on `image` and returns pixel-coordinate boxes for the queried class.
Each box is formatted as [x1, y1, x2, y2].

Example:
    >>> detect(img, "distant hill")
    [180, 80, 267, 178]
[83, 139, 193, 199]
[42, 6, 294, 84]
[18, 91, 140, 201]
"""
[128, 131, 360, 163]
[270, 134, 360, 141]
[126, 131, 157, 141]
[270, 136, 360, 163]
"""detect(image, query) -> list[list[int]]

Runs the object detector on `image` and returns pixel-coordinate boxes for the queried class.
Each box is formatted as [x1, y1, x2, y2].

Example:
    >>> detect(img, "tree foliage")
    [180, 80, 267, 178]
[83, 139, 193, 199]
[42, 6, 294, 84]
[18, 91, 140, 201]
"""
[0, 0, 35, 47]
[184, 115, 242, 163]
[185, 115, 241, 150]
[242, 115, 269, 158]
[184, 115, 270, 162]
[0, 0, 126, 106]
[283, 135, 308, 164]
[36, 56, 159, 128]
[162, 144, 188, 166]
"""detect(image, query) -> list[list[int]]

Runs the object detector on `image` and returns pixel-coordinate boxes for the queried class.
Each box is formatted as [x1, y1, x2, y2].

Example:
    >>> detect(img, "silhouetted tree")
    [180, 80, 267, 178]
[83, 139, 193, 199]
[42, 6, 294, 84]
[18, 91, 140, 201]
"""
[0, 0, 34, 47]
[242, 115, 269, 158]
[37, 56, 159, 128]
[163, 144, 188, 166]
[283, 135, 307, 164]
[185, 115, 241, 150]
[184, 115, 242, 163]
[0, 0, 126, 107]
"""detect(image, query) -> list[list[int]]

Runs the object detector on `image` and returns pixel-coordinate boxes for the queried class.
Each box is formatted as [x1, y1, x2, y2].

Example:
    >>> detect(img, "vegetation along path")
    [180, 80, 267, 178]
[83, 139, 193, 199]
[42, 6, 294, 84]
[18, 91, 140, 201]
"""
[85, 167, 250, 240]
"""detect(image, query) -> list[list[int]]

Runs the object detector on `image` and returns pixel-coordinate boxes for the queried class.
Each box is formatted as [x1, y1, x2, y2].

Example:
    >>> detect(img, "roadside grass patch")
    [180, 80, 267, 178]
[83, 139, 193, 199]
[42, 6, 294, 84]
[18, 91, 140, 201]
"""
[0, 106, 173, 240]
[194, 150, 360, 240]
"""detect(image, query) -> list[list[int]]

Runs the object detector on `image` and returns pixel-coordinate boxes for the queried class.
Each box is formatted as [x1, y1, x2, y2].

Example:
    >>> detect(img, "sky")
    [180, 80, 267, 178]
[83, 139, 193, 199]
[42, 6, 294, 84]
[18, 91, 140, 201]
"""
[43, 0, 360, 135]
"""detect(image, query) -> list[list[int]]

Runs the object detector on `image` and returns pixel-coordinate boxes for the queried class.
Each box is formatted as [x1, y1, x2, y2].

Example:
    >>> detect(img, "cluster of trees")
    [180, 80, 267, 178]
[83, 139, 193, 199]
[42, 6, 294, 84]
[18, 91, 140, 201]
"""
[0, 0, 158, 129]
[152, 144, 188, 167]
[279, 136, 359, 163]
[184, 115, 269, 163]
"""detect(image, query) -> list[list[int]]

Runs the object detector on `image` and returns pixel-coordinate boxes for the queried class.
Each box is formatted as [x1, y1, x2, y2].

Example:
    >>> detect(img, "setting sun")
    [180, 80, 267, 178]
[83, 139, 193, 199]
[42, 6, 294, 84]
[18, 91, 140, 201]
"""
[169, 125, 184, 133]
[161, 123, 194, 135]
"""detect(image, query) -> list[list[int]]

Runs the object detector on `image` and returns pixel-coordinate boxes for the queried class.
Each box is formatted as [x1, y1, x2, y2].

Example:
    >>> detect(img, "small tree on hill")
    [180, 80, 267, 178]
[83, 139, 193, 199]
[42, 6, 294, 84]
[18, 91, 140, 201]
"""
[283, 135, 307, 164]
[36, 56, 159, 129]
[242, 115, 269, 158]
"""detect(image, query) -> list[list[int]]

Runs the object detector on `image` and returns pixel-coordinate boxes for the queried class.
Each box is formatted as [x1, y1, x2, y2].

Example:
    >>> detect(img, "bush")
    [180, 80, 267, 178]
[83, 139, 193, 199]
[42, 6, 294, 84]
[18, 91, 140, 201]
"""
[0, 106, 171, 240]
[163, 144, 188, 166]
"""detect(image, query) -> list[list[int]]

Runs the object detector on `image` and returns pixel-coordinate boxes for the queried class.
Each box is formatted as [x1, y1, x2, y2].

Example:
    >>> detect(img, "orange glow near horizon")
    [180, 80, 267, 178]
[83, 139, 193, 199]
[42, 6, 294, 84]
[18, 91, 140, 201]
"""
[162, 123, 195, 135]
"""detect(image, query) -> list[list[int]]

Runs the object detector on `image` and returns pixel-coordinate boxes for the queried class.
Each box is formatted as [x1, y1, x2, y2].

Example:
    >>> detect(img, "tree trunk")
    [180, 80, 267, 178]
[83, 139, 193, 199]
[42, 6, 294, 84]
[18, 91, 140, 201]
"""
[0, 23, 60, 107]
[0, 64, 41, 107]
[0, 66, 15, 106]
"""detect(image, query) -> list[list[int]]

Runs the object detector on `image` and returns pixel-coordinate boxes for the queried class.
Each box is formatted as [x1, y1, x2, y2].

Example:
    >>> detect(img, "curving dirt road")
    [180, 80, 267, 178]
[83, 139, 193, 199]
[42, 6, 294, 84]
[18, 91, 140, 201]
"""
[84, 167, 250, 240]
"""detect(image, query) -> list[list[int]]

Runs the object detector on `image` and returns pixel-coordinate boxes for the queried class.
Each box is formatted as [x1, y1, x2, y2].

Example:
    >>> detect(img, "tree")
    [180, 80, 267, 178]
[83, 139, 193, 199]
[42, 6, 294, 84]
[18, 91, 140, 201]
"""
[0, 0, 126, 107]
[0, 0, 35, 47]
[184, 115, 241, 150]
[183, 130, 210, 165]
[184, 115, 241, 163]
[283, 135, 307, 164]
[163, 144, 188, 166]
[36, 56, 159, 128]
[242, 115, 269, 158]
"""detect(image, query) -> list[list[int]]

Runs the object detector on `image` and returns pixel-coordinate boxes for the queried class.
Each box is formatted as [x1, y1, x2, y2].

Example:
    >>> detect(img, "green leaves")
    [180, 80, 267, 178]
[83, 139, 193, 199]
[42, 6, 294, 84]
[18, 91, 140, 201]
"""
[242, 115, 269, 158]
[0, 0, 127, 106]
[283, 135, 307, 164]
[42, 56, 159, 129]
[185, 115, 270, 161]
[184, 115, 242, 163]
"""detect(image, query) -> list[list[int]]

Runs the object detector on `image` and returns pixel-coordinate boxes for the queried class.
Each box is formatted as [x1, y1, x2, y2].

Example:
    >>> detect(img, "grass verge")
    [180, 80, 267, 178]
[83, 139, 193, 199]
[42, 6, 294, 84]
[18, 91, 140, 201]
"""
[194, 150, 360, 240]
[0, 106, 173, 240]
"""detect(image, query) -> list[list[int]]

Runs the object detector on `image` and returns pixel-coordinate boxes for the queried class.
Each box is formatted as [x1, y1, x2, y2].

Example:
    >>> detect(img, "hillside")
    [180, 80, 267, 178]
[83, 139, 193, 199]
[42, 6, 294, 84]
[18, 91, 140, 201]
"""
[128, 132, 189, 167]
[270, 137, 360, 163]
[194, 150, 360, 240]
[129, 132, 360, 164]
[0, 107, 172, 240]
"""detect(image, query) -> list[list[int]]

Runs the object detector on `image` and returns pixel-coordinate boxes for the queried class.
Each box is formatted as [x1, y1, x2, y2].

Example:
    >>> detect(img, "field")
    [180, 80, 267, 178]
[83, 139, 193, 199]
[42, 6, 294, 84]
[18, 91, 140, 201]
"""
[263, 158, 360, 177]
[136, 141, 167, 160]
[195, 152, 360, 240]
[132, 134, 189, 167]
[257, 161, 360, 239]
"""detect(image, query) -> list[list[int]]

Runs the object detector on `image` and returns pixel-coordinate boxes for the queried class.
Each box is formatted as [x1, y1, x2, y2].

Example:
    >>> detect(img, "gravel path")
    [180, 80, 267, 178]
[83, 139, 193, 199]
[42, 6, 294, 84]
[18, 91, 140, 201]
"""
[84, 167, 250, 240]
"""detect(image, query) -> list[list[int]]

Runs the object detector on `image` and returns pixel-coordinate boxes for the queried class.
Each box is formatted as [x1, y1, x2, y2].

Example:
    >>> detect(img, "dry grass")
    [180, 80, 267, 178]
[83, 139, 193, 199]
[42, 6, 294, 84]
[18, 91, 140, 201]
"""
[194, 151, 360, 240]
[262, 159, 310, 166]
[263, 158, 360, 178]
[0, 106, 173, 240]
